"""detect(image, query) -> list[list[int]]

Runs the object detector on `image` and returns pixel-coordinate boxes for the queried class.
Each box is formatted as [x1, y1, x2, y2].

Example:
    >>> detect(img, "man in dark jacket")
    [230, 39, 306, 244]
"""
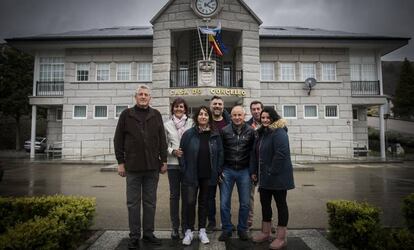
[219, 105, 256, 241]
[207, 95, 231, 233]
[114, 84, 168, 249]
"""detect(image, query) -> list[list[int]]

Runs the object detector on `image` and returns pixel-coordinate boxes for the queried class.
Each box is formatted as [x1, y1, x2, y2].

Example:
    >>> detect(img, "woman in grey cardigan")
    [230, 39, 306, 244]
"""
[164, 98, 193, 239]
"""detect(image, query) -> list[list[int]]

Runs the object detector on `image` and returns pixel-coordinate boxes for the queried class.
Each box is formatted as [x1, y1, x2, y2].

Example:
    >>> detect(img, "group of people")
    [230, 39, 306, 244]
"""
[114, 84, 295, 249]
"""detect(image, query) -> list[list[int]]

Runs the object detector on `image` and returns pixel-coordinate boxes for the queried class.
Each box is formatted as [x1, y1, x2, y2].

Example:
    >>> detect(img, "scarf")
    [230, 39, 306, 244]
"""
[172, 114, 187, 139]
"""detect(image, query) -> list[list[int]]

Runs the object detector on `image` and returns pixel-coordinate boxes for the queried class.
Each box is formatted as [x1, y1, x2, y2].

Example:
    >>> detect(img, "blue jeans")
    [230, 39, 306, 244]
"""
[220, 168, 251, 233]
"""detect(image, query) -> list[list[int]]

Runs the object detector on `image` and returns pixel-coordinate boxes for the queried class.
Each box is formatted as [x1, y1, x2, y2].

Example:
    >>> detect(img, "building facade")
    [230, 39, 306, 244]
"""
[7, 0, 409, 161]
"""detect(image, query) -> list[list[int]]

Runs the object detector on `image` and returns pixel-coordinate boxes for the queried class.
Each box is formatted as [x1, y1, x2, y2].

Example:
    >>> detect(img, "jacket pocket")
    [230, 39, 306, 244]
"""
[267, 160, 282, 175]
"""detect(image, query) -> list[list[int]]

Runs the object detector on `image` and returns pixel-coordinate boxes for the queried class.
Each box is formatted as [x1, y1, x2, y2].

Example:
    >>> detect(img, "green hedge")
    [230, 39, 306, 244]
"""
[326, 200, 382, 250]
[403, 193, 414, 232]
[327, 195, 414, 250]
[0, 195, 96, 250]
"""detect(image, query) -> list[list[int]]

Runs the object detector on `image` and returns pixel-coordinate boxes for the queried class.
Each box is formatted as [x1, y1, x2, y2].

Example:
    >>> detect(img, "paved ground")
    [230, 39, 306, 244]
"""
[1, 159, 413, 249]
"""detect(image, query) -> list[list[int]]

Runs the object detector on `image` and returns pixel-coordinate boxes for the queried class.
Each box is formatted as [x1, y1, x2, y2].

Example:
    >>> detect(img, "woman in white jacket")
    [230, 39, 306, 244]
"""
[164, 97, 193, 240]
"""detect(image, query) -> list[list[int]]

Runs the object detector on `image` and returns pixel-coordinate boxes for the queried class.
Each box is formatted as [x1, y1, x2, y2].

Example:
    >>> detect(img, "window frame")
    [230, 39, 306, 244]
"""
[137, 62, 152, 82]
[303, 104, 319, 119]
[39, 57, 64, 82]
[93, 105, 108, 119]
[282, 105, 297, 119]
[96, 63, 110, 82]
[73, 105, 87, 120]
[301, 62, 316, 81]
[76, 63, 90, 82]
[353, 108, 359, 121]
[279, 62, 296, 81]
[56, 108, 63, 121]
[324, 105, 339, 119]
[116, 63, 131, 81]
[114, 105, 129, 119]
[321, 63, 337, 81]
[260, 62, 275, 81]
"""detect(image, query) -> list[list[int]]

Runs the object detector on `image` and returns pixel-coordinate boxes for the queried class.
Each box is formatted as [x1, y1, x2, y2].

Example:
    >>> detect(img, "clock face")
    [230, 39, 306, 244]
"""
[195, 0, 218, 16]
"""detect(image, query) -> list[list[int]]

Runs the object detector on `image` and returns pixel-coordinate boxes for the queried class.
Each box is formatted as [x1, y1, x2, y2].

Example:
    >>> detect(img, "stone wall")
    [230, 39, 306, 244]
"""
[260, 47, 354, 158]
[61, 48, 151, 159]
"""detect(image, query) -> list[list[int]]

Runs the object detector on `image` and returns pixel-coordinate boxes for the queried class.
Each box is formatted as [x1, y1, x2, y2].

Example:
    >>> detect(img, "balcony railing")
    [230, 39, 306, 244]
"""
[351, 81, 380, 96]
[170, 69, 243, 88]
[36, 81, 64, 96]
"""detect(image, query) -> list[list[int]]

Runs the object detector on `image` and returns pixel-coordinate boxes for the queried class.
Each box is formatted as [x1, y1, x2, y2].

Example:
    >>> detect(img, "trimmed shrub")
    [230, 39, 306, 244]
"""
[0, 195, 95, 249]
[0, 217, 64, 250]
[403, 193, 414, 232]
[384, 228, 414, 250]
[327, 200, 382, 250]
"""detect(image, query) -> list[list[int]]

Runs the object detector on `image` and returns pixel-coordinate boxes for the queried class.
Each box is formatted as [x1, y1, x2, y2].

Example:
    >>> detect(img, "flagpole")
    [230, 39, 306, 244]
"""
[205, 19, 209, 61]
[196, 21, 205, 60]
[209, 44, 214, 60]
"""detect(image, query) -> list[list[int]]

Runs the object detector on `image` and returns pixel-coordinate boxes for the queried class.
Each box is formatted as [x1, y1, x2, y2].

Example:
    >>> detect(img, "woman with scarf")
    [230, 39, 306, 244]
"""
[179, 106, 223, 246]
[251, 107, 295, 249]
[164, 97, 193, 240]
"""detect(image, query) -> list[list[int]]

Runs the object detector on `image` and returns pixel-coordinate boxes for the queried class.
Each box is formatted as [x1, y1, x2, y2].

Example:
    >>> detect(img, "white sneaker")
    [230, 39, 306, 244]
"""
[198, 228, 210, 244]
[182, 229, 194, 246]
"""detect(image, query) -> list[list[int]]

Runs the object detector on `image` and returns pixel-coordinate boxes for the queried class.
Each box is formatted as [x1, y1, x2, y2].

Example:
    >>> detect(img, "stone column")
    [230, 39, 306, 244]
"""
[377, 52, 386, 160]
[241, 28, 260, 113]
[152, 24, 171, 118]
[30, 105, 37, 159]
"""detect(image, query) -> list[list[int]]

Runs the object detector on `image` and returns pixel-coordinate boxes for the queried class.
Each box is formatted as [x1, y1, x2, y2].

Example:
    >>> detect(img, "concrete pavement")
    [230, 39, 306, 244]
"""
[1, 159, 413, 249]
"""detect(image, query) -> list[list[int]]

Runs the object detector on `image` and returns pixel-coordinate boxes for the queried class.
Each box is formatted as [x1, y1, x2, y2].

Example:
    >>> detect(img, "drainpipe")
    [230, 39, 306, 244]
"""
[377, 52, 386, 160]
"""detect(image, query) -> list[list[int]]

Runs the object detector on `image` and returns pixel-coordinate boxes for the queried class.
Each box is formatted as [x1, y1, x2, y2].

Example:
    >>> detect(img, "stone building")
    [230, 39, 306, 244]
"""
[6, 0, 409, 161]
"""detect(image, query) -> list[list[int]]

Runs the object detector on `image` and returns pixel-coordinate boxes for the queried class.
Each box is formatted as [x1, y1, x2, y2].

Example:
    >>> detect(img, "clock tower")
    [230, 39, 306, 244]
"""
[191, 0, 221, 18]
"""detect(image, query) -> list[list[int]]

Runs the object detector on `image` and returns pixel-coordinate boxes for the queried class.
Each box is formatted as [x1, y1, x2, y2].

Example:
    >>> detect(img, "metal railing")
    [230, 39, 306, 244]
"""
[170, 69, 243, 88]
[36, 81, 64, 96]
[351, 81, 380, 96]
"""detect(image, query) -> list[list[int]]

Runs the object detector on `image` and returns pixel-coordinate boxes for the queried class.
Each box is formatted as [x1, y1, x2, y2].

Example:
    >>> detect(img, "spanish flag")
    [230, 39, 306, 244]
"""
[208, 31, 228, 57]
[208, 34, 223, 56]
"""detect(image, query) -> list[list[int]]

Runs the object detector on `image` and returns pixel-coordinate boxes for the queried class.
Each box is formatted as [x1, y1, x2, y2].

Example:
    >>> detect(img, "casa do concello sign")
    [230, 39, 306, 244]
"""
[170, 88, 247, 97]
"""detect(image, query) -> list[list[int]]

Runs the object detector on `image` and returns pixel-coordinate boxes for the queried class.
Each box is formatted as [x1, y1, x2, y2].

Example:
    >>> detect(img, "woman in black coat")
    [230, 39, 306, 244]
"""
[252, 107, 294, 249]
[179, 106, 223, 246]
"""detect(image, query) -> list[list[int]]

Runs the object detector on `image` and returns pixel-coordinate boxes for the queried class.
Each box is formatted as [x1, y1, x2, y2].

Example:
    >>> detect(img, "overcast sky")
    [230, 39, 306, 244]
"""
[0, 0, 412, 61]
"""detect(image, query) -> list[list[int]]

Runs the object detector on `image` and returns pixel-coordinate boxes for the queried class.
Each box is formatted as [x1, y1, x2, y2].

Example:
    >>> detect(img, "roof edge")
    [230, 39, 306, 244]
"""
[150, 0, 174, 24]
[151, 0, 262, 25]
[238, 0, 262, 25]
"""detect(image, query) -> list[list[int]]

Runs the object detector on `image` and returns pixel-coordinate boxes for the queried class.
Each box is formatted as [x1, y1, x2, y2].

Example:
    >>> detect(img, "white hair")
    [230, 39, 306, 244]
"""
[135, 84, 151, 96]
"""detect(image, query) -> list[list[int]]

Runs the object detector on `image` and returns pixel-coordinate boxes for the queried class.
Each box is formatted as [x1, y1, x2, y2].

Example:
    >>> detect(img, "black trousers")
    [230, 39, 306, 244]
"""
[183, 178, 209, 231]
[259, 188, 289, 227]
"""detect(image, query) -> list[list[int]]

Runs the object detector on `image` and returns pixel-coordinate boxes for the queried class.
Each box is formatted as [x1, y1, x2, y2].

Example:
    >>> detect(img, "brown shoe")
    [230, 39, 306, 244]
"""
[269, 226, 287, 249]
[252, 221, 271, 243]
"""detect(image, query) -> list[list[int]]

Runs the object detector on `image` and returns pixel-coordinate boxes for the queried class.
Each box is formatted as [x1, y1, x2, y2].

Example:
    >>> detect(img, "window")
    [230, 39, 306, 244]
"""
[137, 63, 152, 81]
[116, 63, 131, 81]
[56, 108, 63, 121]
[39, 57, 64, 81]
[304, 105, 318, 119]
[322, 63, 336, 81]
[76, 63, 89, 81]
[301, 63, 316, 80]
[73, 105, 87, 119]
[280, 63, 295, 81]
[351, 64, 377, 81]
[94, 106, 108, 119]
[283, 105, 297, 119]
[115, 105, 128, 119]
[353, 108, 359, 121]
[223, 62, 232, 87]
[325, 105, 339, 119]
[260, 62, 274, 81]
[96, 63, 110, 81]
